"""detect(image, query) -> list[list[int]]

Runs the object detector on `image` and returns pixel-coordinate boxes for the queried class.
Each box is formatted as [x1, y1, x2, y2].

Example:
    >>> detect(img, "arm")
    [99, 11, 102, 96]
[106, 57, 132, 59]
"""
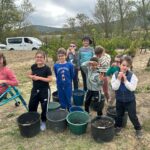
[53, 64, 57, 77]
[81, 61, 89, 74]
[28, 66, 52, 83]
[95, 74, 104, 86]
[90, 47, 95, 57]
[106, 67, 113, 77]
[124, 74, 138, 91]
[1, 68, 18, 86]
[111, 73, 121, 90]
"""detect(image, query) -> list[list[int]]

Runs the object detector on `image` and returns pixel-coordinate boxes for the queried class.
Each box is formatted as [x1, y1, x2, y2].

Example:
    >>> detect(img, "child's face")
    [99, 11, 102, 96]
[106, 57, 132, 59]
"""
[69, 44, 76, 50]
[83, 40, 89, 47]
[114, 58, 121, 66]
[90, 62, 98, 70]
[58, 54, 66, 63]
[120, 60, 129, 72]
[95, 54, 102, 58]
[35, 54, 45, 65]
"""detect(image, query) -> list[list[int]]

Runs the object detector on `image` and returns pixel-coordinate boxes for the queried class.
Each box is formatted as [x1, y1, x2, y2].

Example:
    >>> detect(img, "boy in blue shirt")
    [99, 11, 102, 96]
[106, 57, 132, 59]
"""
[54, 48, 74, 110]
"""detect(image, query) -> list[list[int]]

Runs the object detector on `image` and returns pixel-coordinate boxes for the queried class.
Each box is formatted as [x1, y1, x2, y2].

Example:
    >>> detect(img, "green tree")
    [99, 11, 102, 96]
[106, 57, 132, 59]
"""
[94, 0, 115, 38]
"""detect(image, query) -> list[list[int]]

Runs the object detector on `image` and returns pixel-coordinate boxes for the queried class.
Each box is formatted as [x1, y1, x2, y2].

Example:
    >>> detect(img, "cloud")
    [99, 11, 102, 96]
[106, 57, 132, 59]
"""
[28, 0, 97, 27]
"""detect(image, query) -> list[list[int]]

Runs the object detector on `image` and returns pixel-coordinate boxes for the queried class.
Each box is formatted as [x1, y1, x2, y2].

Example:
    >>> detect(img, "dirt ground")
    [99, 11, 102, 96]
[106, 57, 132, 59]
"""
[0, 50, 150, 150]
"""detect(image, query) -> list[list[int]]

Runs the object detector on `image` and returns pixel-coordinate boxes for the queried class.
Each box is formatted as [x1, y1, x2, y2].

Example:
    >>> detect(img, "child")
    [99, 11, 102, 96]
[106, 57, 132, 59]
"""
[67, 42, 79, 90]
[81, 57, 105, 116]
[54, 48, 74, 110]
[111, 56, 142, 138]
[106, 55, 122, 77]
[78, 36, 94, 91]
[106, 55, 122, 105]
[28, 50, 52, 131]
[0, 52, 18, 100]
[95, 46, 111, 101]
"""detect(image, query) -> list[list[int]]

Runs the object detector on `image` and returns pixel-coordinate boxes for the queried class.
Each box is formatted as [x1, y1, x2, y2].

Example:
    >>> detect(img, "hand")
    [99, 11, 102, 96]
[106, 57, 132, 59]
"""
[122, 74, 127, 82]
[111, 62, 116, 66]
[0, 80, 6, 84]
[32, 75, 40, 81]
[89, 61, 98, 66]
[99, 73, 105, 80]
[118, 72, 123, 80]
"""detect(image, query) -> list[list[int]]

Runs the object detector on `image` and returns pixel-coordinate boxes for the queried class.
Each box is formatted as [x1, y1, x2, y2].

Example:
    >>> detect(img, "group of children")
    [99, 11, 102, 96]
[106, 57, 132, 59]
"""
[0, 36, 142, 138]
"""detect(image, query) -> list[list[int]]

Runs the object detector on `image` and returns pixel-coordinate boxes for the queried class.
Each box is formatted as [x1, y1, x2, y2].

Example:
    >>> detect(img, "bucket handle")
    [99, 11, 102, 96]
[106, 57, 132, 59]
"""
[21, 123, 31, 127]
[97, 126, 106, 129]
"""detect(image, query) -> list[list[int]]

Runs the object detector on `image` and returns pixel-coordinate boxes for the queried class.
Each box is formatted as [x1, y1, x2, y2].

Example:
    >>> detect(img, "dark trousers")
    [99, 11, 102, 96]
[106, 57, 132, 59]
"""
[115, 100, 141, 130]
[29, 88, 50, 122]
[85, 90, 105, 116]
[80, 67, 87, 91]
[73, 68, 78, 90]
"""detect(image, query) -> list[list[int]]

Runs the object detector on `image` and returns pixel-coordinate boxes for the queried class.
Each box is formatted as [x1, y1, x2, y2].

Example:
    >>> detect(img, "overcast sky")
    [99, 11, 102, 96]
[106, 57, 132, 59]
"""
[27, 0, 97, 28]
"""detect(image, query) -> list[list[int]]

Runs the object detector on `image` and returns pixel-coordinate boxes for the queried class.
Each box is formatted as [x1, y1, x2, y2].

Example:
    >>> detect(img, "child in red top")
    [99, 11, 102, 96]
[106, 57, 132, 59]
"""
[0, 53, 18, 95]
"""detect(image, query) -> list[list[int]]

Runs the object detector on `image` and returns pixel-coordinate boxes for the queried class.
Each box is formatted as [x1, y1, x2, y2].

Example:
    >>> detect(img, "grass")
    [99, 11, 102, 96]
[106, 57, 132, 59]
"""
[0, 51, 150, 150]
[143, 120, 150, 132]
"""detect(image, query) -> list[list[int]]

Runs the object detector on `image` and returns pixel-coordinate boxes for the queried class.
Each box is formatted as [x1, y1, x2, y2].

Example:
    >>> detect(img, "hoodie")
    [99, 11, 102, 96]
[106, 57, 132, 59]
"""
[81, 61, 103, 91]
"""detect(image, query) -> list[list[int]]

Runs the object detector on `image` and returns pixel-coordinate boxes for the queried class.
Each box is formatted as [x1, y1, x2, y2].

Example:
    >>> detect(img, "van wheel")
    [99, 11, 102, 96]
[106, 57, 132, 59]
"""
[10, 48, 14, 51]
[32, 48, 37, 51]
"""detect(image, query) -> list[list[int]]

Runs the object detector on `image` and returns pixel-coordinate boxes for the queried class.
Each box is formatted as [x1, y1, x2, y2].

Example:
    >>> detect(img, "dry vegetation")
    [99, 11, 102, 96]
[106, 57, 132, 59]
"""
[0, 50, 150, 150]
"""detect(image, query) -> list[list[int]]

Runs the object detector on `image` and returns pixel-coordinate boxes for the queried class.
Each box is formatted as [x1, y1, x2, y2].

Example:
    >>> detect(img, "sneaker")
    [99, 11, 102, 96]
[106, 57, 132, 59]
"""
[40, 122, 46, 131]
[115, 127, 122, 135]
[135, 130, 142, 139]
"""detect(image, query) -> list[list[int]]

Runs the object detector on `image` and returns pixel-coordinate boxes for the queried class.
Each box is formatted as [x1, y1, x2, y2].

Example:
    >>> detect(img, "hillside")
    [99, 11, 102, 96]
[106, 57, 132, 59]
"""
[25, 25, 63, 34]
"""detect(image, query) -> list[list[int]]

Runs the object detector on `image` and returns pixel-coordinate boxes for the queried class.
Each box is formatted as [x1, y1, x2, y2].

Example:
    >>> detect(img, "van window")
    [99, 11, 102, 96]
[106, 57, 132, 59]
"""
[24, 38, 33, 44]
[8, 38, 22, 44]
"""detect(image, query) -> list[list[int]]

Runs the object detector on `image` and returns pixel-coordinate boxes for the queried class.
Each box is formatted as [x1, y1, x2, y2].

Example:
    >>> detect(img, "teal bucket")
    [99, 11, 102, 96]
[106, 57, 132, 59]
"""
[69, 106, 84, 112]
[73, 90, 85, 106]
[66, 111, 89, 135]
[47, 102, 60, 112]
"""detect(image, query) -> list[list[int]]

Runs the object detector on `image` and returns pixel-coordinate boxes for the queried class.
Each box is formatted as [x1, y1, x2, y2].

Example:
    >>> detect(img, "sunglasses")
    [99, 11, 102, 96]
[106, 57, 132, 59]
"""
[70, 45, 76, 48]
[58, 54, 65, 57]
[114, 60, 120, 63]
[36, 56, 44, 59]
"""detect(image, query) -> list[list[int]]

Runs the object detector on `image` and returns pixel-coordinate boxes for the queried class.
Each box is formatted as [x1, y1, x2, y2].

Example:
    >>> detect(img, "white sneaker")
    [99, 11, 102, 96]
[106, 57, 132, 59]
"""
[40, 122, 46, 131]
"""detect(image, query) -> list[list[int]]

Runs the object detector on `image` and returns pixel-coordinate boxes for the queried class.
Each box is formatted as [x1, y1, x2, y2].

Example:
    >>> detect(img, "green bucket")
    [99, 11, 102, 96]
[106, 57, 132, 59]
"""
[66, 111, 89, 135]
[47, 102, 60, 112]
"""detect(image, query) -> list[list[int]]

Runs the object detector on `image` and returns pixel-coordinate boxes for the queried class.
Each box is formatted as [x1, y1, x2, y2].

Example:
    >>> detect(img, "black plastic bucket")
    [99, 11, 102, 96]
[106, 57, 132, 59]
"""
[17, 112, 40, 138]
[52, 91, 59, 102]
[46, 109, 68, 132]
[91, 116, 115, 142]
[106, 106, 128, 128]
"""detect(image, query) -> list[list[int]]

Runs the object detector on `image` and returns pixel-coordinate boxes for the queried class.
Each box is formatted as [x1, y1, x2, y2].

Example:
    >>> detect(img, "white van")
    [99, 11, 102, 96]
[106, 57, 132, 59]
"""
[6, 37, 42, 50]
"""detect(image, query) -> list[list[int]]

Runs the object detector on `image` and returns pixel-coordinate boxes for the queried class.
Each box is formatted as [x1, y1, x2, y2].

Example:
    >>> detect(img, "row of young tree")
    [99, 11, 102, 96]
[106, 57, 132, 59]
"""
[41, 0, 150, 61]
